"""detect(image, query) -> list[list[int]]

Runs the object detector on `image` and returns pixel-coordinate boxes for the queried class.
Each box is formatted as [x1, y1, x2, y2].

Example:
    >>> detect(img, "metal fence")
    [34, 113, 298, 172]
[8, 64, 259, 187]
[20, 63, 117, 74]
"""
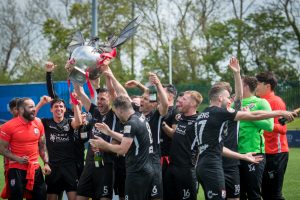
[0, 80, 299, 121]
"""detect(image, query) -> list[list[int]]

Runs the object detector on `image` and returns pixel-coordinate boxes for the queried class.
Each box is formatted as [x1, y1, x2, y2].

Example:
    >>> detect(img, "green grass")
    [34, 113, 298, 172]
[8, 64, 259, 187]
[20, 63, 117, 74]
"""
[0, 149, 299, 199]
[287, 117, 300, 130]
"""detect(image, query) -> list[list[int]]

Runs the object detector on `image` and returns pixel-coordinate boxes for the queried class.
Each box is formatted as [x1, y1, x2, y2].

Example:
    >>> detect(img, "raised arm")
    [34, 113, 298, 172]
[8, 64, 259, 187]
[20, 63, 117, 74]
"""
[229, 57, 243, 100]
[73, 82, 92, 112]
[149, 72, 168, 116]
[45, 61, 58, 99]
[103, 67, 130, 98]
[70, 103, 82, 129]
[105, 73, 117, 100]
[125, 80, 149, 93]
[35, 95, 52, 117]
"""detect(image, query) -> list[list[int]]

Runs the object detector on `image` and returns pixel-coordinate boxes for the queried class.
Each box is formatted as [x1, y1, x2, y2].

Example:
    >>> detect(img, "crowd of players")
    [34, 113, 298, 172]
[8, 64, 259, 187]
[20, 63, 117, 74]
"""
[0, 57, 298, 200]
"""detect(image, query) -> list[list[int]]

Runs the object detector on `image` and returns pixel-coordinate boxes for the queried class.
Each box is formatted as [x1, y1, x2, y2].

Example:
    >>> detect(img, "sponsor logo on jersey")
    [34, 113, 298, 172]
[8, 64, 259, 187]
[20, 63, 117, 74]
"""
[207, 190, 218, 199]
[49, 133, 70, 142]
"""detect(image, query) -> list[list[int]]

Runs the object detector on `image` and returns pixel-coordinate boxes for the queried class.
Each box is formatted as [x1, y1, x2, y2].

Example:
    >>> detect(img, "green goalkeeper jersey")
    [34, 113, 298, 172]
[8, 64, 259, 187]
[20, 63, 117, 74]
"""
[238, 96, 274, 154]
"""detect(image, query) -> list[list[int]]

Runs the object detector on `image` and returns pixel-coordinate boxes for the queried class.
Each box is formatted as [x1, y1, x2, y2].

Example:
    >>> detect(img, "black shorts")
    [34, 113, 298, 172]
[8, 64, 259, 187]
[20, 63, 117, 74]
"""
[196, 163, 226, 200]
[224, 166, 240, 198]
[45, 162, 78, 194]
[8, 167, 46, 200]
[125, 170, 154, 200]
[77, 162, 114, 199]
[114, 155, 126, 198]
[76, 161, 85, 178]
[150, 163, 163, 199]
[164, 164, 198, 200]
[239, 155, 266, 200]
[262, 152, 288, 200]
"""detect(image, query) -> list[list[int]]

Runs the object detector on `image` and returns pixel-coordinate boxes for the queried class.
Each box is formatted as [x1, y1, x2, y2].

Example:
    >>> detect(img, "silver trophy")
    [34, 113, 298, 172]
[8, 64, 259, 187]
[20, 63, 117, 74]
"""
[67, 16, 141, 86]
[68, 45, 102, 85]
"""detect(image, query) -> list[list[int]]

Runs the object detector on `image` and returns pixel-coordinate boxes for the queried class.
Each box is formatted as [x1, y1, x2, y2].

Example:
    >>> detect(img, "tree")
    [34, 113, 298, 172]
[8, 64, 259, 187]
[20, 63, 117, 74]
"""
[42, 0, 135, 82]
[272, 0, 300, 53]
[137, 0, 221, 84]
[0, 0, 52, 83]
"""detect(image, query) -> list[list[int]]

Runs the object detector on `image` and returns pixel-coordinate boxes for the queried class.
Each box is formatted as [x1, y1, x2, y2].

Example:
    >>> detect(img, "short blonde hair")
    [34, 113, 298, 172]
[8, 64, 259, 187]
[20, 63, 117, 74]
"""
[184, 90, 203, 107]
[212, 82, 232, 93]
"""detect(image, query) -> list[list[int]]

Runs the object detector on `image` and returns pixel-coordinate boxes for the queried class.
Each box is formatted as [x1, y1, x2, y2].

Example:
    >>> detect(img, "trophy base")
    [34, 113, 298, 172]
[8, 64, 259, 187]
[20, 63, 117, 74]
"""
[69, 66, 86, 86]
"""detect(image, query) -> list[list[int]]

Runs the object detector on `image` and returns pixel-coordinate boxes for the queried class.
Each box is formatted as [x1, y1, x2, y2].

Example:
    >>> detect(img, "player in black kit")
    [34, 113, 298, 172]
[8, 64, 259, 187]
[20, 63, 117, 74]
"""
[217, 58, 243, 200]
[139, 72, 168, 200]
[164, 90, 202, 200]
[73, 84, 119, 200]
[44, 61, 87, 181]
[36, 97, 82, 200]
[196, 78, 296, 200]
[90, 95, 155, 200]
[160, 84, 179, 200]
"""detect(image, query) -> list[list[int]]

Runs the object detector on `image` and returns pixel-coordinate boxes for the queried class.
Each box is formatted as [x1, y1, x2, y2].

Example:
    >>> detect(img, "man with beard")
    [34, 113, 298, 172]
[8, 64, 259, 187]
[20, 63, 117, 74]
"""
[74, 85, 119, 200]
[217, 57, 243, 200]
[0, 97, 51, 200]
[36, 97, 82, 200]
[195, 84, 297, 200]
[90, 95, 155, 200]
[164, 90, 202, 200]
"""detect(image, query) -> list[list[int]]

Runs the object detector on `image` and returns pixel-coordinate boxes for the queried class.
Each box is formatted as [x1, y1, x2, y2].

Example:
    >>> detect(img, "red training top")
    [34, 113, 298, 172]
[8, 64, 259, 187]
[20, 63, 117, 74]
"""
[261, 91, 288, 154]
[0, 116, 44, 170]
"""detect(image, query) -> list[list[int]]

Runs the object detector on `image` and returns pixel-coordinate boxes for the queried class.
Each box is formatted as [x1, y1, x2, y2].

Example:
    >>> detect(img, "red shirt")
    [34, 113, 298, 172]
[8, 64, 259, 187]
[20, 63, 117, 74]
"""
[0, 116, 44, 170]
[261, 92, 288, 154]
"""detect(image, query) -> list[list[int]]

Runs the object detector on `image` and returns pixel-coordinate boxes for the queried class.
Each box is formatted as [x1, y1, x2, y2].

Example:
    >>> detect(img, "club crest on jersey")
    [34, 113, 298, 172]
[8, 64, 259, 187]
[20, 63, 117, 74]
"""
[63, 124, 70, 131]
[248, 103, 255, 109]
[175, 114, 181, 121]
[124, 125, 131, 134]
[10, 179, 15, 186]
[34, 128, 40, 135]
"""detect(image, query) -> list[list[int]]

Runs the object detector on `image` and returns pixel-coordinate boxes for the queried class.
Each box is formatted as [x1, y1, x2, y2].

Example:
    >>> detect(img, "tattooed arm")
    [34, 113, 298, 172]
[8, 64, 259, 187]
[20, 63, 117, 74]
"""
[38, 135, 51, 175]
[0, 139, 28, 164]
